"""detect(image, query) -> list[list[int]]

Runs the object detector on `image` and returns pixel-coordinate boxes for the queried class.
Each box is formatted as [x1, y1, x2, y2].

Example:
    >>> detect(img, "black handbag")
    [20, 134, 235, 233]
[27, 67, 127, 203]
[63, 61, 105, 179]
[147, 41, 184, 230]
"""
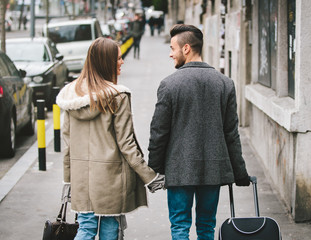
[42, 199, 79, 240]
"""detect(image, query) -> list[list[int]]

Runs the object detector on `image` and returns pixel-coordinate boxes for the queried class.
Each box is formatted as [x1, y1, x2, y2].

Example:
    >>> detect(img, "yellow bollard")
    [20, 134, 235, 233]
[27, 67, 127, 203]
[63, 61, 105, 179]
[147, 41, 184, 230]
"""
[53, 104, 61, 152]
[52, 87, 61, 152]
[37, 99, 46, 171]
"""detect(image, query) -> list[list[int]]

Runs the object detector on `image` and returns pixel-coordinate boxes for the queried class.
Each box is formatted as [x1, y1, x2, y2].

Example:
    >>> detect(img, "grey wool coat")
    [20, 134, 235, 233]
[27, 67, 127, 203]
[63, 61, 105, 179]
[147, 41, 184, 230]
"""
[148, 61, 248, 187]
[56, 80, 157, 215]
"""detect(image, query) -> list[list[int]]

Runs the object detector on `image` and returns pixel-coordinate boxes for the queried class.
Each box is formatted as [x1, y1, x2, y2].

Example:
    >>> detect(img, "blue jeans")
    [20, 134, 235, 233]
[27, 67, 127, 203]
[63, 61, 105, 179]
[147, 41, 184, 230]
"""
[74, 212, 119, 240]
[167, 185, 220, 240]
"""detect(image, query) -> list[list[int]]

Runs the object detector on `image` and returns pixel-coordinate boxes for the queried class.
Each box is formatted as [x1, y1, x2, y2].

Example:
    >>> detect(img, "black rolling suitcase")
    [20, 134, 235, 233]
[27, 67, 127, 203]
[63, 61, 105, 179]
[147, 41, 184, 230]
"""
[219, 176, 282, 240]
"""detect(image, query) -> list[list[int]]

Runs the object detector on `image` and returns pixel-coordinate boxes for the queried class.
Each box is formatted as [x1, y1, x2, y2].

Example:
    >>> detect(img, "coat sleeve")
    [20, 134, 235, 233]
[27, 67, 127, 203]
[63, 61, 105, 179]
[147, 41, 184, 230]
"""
[148, 81, 172, 174]
[223, 82, 249, 181]
[62, 110, 71, 183]
[113, 93, 157, 184]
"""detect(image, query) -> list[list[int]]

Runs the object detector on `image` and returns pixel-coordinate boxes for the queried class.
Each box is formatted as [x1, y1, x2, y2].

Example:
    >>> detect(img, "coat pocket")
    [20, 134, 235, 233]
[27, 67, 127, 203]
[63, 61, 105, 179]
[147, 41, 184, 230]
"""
[89, 161, 123, 210]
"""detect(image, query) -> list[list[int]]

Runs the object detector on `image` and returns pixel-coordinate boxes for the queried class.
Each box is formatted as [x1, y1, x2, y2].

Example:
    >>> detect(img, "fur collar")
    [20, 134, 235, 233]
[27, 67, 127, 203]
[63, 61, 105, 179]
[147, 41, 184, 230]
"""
[56, 80, 131, 111]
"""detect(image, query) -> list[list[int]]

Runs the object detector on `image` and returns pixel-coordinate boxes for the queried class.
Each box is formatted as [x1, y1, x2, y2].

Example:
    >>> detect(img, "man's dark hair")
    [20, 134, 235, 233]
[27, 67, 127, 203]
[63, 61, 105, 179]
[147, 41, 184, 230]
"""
[170, 24, 203, 55]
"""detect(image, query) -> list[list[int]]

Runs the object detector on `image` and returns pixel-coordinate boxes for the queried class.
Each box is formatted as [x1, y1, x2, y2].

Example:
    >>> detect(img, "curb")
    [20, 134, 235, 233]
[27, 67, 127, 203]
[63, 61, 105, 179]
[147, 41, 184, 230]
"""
[0, 112, 63, 202]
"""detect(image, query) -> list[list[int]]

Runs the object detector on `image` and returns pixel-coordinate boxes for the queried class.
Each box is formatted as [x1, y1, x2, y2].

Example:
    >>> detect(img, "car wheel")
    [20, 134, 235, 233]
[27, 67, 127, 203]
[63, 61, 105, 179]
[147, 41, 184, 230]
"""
[0, 113, 16, 158]
[23, 102, 35, 135]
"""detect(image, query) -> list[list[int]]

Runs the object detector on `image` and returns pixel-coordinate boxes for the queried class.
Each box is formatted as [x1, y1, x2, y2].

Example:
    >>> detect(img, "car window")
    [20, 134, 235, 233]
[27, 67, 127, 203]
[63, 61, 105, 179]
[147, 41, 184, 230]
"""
[43, 45, 51, 61]
[48, 24, 92, 43]
[2, 54, 20, 77]
[7, 42, 50, 62]
[48, 41, 59, 58]
[0, 54, 11, 77]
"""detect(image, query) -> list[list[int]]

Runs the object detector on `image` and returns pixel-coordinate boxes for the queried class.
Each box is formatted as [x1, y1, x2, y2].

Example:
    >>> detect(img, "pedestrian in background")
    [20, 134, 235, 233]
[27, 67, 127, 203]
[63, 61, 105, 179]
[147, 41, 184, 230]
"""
[130, 13, 144, 59]
[148, 16, 155, 36]
[155, 15, 164, 35]
[148, 24, 250, 240]
[56, 37, 162, 240]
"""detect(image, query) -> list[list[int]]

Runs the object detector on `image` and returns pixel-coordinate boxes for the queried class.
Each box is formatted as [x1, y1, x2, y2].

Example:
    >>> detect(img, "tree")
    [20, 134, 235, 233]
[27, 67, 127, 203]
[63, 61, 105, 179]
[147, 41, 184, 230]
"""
[0, 0, 8, 52]
[153, 0, 168, 13]
[141, 0, 153, 8]
[142, 0, 168, 14]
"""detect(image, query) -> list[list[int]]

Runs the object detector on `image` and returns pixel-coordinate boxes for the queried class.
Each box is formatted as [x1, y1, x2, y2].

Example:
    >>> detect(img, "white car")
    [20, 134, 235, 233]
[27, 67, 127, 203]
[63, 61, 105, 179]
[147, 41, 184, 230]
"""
[43, 18, 103, 79]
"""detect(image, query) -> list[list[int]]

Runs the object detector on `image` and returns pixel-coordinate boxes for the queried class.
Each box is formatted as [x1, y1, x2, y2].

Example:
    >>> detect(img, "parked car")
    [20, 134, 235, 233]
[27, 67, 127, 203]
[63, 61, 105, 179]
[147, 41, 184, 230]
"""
[0, 51, 35, 158]
[43, 18, 103, 79]
[6, 37, 68, 109]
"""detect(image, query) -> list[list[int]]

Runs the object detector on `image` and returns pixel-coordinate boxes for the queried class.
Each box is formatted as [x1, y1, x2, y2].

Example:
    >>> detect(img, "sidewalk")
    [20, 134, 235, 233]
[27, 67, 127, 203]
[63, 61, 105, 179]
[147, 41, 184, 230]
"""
[0, 32, 310, 240]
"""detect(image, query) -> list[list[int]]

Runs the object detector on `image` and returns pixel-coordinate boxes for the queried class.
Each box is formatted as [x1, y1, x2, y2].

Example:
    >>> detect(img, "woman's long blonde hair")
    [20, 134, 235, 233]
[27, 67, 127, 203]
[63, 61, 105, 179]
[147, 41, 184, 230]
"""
[75, 37, 119, 113]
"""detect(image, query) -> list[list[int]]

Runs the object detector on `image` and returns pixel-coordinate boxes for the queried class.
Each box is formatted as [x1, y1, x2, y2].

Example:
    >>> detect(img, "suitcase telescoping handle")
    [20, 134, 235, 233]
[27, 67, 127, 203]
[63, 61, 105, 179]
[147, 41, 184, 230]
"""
[229, 176, 260, 218]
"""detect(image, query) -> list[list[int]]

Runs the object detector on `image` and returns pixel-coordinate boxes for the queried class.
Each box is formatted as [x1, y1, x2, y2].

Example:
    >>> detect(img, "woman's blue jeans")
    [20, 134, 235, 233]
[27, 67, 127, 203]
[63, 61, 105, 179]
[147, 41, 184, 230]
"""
[167, 185, 220, 240]
[74, 212, 119, 240]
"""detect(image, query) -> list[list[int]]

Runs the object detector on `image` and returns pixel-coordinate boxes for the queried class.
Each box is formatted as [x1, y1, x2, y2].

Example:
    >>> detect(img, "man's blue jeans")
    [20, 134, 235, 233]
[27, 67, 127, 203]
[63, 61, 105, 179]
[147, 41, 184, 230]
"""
[167, 185, 220, 240]
[74, 212, 119, 240]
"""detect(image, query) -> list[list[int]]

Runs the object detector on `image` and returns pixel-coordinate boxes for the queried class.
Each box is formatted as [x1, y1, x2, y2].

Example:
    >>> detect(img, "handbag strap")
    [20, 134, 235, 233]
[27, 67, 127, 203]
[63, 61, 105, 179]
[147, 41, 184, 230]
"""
[56, 203, 65, 221]
[56, 201, 78, 223]
[56, 201, 68, 222]
[59, 185, 78, 223]
[62, 201, 68, 222]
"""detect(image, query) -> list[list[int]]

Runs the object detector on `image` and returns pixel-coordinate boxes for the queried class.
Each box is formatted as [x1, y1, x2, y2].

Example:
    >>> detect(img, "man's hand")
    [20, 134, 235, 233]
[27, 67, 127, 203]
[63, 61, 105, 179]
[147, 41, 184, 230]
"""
[235, 176, 250, 186]
[147, 174, 165, 193]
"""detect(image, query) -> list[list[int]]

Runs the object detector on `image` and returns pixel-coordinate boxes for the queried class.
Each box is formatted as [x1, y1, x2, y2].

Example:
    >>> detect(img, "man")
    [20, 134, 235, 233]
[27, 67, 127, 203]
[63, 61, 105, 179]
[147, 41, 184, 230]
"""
[148, 24, 250, 240]
[130, 13, 144, 59]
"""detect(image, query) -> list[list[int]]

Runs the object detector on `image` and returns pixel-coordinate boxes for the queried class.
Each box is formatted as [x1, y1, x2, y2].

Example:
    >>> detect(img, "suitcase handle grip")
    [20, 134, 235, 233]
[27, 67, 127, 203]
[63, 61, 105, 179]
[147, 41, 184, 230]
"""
[229, 176, 260, 218]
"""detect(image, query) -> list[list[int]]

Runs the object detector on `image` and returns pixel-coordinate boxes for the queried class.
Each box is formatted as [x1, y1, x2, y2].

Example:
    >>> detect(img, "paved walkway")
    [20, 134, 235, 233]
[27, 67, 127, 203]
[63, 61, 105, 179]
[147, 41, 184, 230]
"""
[0, 32, 310, 240]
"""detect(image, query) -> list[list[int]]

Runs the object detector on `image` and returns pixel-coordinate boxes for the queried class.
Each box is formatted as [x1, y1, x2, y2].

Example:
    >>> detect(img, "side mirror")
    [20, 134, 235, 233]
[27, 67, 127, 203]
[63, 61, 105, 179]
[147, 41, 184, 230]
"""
[55, 53, 64, 61]
[19, 69, 26, 78]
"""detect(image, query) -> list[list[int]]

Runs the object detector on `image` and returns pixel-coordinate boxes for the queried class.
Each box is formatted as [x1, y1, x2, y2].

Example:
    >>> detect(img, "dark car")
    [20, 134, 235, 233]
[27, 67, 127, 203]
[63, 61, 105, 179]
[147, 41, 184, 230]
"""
[6, 37, 68, 109]
[0, 51, 35, 158]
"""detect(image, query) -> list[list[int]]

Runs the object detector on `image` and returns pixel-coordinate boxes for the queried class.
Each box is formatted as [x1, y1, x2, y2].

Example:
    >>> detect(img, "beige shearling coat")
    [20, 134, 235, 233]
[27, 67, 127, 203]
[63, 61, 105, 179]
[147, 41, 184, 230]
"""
[56, 80, 157, 215]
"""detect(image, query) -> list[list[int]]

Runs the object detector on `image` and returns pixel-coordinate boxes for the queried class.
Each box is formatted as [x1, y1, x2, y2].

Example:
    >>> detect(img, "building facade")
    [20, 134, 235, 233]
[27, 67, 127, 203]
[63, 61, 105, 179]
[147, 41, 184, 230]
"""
[168, 0, 311, 222]
[245, 0, 311, 222]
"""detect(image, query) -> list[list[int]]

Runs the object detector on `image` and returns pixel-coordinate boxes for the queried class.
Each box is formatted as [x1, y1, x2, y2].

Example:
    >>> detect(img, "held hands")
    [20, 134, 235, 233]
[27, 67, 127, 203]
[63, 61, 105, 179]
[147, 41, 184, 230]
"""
[235, 176, 251, 187]
[147, 174, 165, 193]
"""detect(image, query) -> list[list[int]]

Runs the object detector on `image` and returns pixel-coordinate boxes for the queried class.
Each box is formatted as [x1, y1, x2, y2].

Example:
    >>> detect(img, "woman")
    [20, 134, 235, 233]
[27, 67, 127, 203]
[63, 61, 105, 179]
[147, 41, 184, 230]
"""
[56, 37, 160, 240]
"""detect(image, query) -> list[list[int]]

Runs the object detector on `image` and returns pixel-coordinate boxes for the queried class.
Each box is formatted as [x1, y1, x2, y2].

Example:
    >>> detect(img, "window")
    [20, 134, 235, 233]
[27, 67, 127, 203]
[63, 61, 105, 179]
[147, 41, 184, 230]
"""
[6, 42, 49, 62]
[42, 46, 50, 62]
[288, 0, 295, 98]
[48, 24, 92, 43]
[211, 0, 215, 14]
[3, 55, 20, 77]
[258, 0, 278, 90]
[228, 51, 232, 78]
[0, 54, 11, 77]
[74, 25, 92, 41]
[48, 41, 59, 59]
